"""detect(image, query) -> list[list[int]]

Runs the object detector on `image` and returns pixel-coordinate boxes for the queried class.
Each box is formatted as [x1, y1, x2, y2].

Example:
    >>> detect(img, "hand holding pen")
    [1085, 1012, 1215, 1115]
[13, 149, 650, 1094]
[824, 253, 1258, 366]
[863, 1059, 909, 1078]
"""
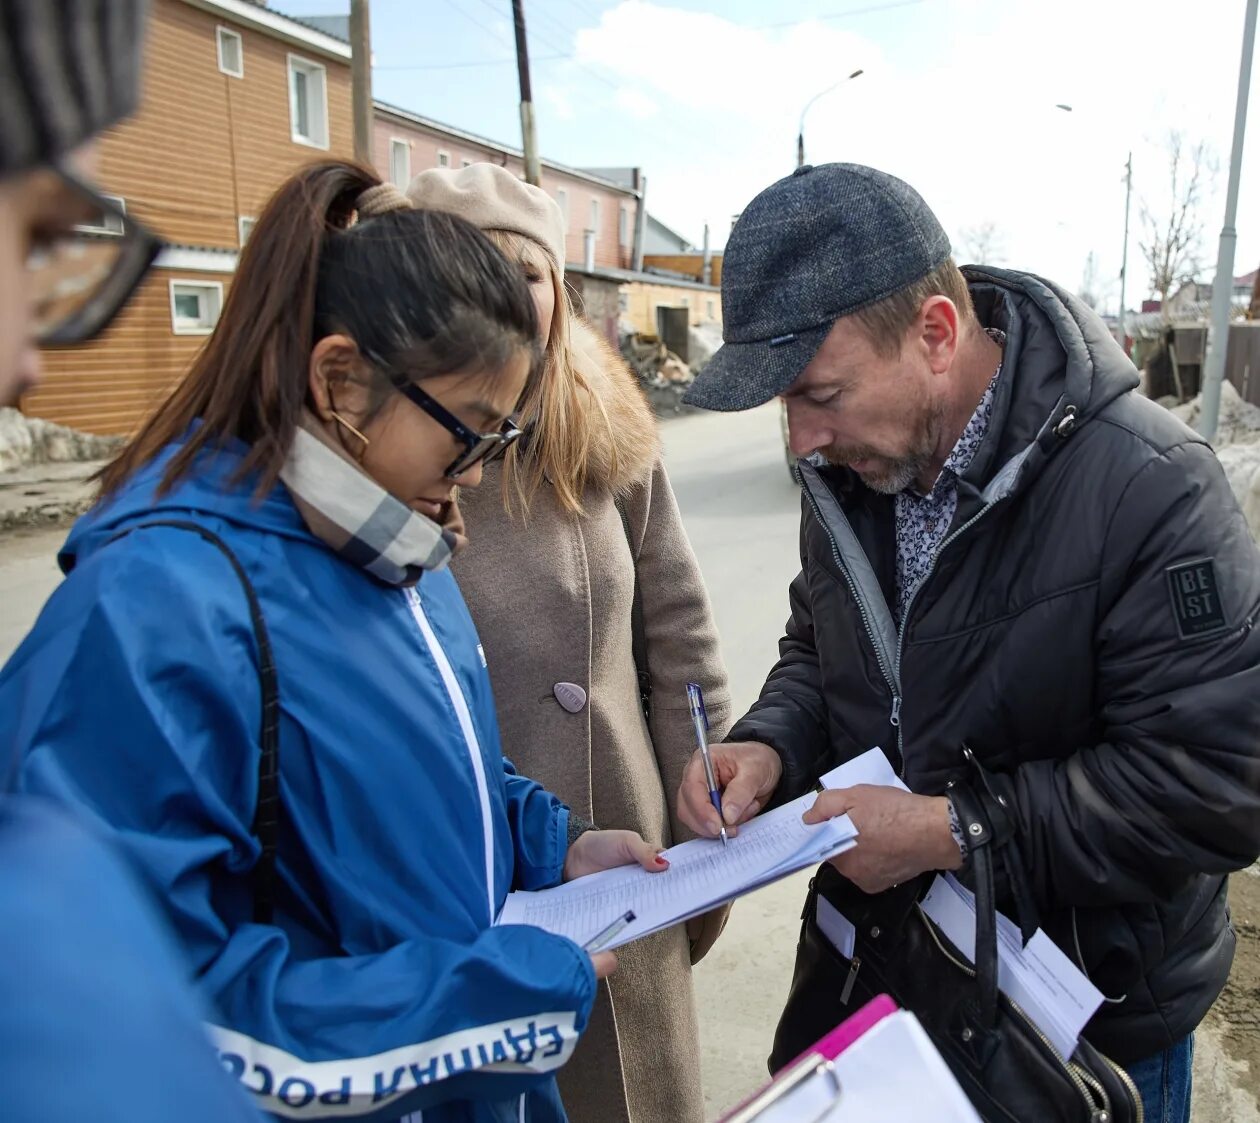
[686, 683, 728, 845]
[675, 698, 784, 842]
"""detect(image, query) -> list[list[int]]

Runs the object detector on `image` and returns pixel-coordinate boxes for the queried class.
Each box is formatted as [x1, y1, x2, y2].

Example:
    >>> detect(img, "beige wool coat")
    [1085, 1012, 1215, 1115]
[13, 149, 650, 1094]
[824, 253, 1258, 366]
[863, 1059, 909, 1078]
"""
[453, 322, 732, 1123]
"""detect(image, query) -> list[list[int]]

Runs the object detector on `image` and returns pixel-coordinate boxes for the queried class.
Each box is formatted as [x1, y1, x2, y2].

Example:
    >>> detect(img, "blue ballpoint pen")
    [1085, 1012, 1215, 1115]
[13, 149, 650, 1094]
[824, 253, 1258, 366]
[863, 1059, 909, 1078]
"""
[686, 682, 728, 846]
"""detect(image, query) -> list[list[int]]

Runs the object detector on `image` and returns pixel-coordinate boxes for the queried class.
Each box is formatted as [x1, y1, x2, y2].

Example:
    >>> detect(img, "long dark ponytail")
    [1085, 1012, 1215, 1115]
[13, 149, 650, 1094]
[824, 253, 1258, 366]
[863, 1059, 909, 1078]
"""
[98, 160, 539, 497]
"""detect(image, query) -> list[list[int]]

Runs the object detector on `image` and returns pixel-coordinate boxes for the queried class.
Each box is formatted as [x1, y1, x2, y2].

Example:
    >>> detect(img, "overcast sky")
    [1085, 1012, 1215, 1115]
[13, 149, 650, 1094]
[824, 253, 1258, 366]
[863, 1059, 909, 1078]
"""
[283, 0, 1260, 314]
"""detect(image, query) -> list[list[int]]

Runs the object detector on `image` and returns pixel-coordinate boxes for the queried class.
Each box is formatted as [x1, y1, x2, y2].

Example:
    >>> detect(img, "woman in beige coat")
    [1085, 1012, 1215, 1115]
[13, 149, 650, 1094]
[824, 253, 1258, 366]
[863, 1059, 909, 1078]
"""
[408, 165, 731, 1123]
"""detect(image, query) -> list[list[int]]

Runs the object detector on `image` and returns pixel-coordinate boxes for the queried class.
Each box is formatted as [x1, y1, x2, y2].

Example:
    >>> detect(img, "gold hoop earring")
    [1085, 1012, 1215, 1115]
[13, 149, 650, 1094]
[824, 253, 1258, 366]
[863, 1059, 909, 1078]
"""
[329, 411, 370, 460]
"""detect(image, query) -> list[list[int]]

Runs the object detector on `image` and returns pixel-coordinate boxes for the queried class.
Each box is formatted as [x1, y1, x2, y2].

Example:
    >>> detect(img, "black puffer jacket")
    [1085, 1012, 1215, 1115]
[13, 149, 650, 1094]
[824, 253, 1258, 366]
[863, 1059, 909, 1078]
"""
[731, 267, 1260, 1063]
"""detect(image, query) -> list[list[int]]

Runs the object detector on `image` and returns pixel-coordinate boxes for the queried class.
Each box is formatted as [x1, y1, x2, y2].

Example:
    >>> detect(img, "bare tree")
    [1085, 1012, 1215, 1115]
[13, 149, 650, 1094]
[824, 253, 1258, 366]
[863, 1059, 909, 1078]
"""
[1138, 131, 1214, 314]
[956, 220, 1006, 265]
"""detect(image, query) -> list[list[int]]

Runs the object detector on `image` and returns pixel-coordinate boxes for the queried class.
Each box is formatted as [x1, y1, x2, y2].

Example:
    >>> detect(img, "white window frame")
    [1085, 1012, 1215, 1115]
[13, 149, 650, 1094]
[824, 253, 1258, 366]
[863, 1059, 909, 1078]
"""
[74, 194, 126, 237]
[389, 138, 411, 188]
[217, 26, 244, 78]
[238, 216, 256, 247]
[169, 280, 224, 336]
[436, 149, 451, 168]
[287, 54, 329, 150]
[706, 298, 716, 320]
[589, 197, 601, 240]
[556, 188, 570, 229]
[619, 204, 631, 247]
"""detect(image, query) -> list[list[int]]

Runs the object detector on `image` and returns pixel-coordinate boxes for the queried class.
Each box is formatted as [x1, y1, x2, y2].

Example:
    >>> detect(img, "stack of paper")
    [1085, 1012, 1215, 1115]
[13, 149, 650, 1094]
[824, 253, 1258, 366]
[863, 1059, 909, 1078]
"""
[919, 874, 1104, 1059]
[496, 789, 858, 951]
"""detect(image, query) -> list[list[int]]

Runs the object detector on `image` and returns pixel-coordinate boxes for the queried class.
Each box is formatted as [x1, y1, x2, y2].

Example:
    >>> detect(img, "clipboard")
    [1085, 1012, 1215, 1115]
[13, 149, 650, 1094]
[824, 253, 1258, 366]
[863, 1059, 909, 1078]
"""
[717, 995, 897, 1123]
[718, 995, 981, 1123]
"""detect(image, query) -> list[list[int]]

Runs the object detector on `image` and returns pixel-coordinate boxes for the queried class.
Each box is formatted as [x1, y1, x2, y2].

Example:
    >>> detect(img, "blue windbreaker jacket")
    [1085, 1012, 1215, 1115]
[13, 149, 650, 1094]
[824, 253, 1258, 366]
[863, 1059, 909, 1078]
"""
[0, 796, 263, 1122]
[0, 433, 597, 1122]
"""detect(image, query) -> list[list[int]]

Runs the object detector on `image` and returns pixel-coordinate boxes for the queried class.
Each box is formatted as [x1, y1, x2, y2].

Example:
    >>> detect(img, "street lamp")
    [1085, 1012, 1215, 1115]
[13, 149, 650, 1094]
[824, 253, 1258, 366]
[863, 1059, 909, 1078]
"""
[1056, 103, 1133, 354]
[797, 69, 864, 168]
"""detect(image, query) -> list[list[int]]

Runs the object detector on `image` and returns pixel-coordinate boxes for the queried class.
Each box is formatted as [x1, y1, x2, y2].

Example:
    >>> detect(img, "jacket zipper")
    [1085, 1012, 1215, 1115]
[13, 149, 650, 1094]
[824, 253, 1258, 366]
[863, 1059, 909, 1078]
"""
[892, 502, 998, 764]
[799, 480, 904, 771]
[405, 588, 498, 924]
[915, 907, 1107, 1120]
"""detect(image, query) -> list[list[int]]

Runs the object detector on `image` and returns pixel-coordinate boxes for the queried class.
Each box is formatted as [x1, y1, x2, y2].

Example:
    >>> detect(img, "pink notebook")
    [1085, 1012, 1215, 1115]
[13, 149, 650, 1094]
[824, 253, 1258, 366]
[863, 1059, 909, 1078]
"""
[717, 995, 899, 1122]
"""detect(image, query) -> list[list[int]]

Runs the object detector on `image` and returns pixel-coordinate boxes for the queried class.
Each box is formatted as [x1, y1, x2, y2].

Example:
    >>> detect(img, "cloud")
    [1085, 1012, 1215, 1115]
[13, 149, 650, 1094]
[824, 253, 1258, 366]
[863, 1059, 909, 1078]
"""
[567, 0, 1259, 308]
[614, 87, 660, 119]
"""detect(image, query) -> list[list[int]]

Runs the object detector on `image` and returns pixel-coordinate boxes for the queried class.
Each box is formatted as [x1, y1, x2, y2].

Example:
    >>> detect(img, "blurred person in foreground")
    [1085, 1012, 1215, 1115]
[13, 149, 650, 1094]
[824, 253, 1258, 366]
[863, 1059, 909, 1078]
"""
[0, 1, 260, 1119]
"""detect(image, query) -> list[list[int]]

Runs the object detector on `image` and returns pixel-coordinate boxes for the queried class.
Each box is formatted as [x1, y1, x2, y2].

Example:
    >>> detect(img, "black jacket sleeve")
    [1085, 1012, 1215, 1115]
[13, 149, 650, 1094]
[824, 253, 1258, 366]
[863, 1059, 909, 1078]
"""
[1006, 439, 1260, 910]
[727, 516, 834, 804]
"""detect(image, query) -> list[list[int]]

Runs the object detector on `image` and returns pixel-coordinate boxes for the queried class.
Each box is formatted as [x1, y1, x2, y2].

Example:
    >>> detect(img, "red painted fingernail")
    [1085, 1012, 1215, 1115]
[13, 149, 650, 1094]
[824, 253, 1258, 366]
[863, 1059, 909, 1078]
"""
[655, 856, 669, 867]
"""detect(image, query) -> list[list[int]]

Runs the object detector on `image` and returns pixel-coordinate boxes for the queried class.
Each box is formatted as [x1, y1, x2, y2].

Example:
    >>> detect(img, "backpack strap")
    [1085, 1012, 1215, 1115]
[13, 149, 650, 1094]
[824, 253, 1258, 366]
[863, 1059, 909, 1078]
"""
[105, 519, 280, 925]
[613, 495, 652, 720]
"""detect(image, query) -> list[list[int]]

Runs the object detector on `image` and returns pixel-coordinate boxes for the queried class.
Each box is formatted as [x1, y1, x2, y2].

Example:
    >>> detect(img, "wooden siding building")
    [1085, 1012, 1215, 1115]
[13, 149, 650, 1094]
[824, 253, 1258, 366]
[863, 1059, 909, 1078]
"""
[23, 0, 352, 434]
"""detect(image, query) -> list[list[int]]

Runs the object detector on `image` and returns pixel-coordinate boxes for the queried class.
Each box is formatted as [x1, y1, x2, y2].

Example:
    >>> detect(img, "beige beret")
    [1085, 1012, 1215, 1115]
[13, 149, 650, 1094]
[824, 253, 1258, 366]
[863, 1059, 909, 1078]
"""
[406, 163, 567, 274]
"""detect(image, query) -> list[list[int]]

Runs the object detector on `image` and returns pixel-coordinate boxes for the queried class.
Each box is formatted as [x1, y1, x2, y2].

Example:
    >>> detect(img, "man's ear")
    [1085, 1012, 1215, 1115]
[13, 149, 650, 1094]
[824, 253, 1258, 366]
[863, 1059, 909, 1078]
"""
[308, 334, 367, 420]
[918, 295, 961, 375]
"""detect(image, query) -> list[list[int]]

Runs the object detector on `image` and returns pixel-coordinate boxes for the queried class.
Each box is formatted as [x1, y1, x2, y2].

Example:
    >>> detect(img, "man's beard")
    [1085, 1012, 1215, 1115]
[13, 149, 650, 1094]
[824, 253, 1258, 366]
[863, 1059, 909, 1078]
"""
[820, 401, 943, 496]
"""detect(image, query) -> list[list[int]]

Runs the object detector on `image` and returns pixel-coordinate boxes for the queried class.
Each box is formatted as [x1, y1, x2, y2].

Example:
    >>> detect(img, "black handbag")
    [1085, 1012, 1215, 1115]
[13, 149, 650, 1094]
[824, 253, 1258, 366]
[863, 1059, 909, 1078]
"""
[769, 761, 1142, 1123]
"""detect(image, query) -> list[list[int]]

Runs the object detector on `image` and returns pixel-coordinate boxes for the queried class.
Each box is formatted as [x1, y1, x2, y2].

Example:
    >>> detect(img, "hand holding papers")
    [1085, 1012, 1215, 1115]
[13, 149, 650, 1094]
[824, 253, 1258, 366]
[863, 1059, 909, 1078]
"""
[497, 789, 859, 952]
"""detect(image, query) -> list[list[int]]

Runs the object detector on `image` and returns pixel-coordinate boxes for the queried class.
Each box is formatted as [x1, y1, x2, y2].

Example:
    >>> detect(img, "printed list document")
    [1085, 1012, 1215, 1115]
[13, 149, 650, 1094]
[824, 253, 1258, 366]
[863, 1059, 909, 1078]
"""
[496, 790, 859, 951]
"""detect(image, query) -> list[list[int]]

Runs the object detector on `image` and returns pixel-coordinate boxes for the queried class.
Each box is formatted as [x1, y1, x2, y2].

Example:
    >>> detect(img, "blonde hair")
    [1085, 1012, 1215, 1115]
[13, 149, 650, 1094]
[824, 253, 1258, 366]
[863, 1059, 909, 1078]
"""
[485, 229, 618, 517]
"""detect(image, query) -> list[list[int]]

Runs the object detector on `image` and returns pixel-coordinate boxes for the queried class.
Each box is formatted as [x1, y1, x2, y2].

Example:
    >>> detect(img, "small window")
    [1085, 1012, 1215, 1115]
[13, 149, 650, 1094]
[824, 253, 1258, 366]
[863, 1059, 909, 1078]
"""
[436, 150, 451, 168]
[288, 55, 329, 149]
[169, 281, 223, 335]
[74, 194, 126, 237]
[706, 298, 716, 319]
[556, 188, 569, 227]
[389, 138, 411, 188]
[238, 217, 256, 247]
[461, 157, 474, 169]
[217, 27, 244, 78]
[618, 291, 630, 312]
[619, 204, 631, 247]
[589, 198, 601, 239]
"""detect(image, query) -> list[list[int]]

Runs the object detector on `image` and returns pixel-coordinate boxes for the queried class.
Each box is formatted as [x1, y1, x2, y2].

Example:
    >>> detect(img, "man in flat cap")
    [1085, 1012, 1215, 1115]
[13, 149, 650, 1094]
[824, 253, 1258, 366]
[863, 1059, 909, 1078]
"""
[676, 163, 1260, 1121]
[0, 3, 257, 1118]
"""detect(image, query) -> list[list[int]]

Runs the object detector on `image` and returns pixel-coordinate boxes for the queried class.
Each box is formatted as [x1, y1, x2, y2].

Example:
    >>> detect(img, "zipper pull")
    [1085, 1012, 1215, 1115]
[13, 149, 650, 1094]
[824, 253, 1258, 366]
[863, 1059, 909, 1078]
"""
[840, 956, 862, 1004]
[889, 695, 902, 728]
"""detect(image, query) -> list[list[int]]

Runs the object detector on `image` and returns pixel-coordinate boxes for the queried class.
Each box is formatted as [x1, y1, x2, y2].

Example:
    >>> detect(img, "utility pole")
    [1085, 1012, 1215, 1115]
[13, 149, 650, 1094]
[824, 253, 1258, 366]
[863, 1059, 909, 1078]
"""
[350, 0, 372, 166]
[1200, 0, 1257, 442]
[1118, 152, 1132, 354]
[512, 0, 541, 186]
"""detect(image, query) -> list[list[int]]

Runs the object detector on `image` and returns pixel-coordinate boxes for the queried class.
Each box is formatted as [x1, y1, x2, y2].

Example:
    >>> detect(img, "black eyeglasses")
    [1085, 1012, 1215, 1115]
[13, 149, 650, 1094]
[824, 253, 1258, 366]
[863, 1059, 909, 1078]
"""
[32, 166, 164, 347]
[396, 382, 524, 479]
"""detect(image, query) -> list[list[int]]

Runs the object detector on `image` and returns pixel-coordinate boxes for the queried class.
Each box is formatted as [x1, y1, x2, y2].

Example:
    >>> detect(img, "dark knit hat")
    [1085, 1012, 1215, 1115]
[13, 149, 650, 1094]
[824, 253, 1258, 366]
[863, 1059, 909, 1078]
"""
[0, 0, 149, 177]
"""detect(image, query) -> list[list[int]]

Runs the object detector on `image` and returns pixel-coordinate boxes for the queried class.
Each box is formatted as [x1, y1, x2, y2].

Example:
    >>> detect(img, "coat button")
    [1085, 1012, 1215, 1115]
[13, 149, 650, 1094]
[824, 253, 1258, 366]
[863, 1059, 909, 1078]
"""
[553, 683, 588, 713]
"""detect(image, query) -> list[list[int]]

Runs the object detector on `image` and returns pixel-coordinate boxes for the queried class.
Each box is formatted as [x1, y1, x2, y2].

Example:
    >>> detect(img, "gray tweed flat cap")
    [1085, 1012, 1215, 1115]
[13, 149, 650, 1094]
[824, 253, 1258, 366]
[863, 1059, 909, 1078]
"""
[685, 163, 951, 411]
[0, 0, 149, 178]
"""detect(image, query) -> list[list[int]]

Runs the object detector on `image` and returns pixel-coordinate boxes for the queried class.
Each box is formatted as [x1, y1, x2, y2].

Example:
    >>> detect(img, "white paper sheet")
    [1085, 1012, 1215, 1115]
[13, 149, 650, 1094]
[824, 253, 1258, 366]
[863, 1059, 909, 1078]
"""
[496, 791, 858, 951]
[817, 747, 909, 794]
[920, 873, 1104, 1059]
[747, 1011, 981, 1123]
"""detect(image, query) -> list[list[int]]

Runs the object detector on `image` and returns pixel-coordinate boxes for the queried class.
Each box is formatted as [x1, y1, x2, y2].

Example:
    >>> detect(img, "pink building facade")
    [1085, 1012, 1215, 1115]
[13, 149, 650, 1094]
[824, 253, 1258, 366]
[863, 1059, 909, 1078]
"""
[373, 102, 639, 272]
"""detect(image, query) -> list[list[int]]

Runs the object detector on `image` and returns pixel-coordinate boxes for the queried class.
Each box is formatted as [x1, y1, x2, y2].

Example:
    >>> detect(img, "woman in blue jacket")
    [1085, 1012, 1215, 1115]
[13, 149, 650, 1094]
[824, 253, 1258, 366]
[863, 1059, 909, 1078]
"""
[0, 162, 666, 1123]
